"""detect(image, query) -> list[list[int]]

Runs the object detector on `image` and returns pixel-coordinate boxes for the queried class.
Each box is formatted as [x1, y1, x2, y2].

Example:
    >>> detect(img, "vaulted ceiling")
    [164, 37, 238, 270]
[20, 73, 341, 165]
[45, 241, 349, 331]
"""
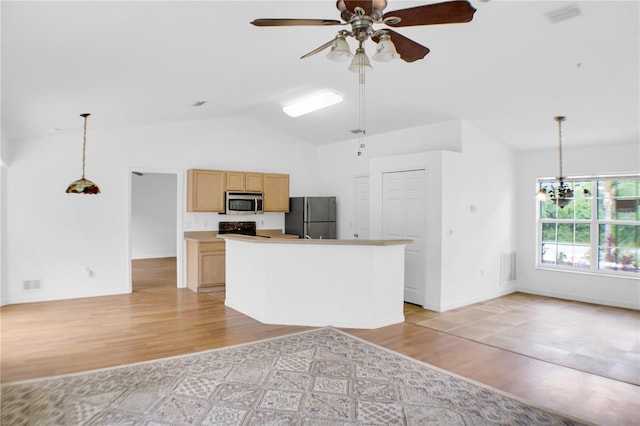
[2, 1, 638, 151]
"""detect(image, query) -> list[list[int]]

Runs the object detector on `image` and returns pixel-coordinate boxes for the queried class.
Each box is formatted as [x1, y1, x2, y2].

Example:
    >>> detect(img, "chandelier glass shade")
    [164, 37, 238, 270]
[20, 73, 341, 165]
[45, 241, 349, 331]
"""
[326, 34, 353, 62]
[348, 47, 373, 73]
[66, 113, 101, 194]
[372, 33, 400, 62]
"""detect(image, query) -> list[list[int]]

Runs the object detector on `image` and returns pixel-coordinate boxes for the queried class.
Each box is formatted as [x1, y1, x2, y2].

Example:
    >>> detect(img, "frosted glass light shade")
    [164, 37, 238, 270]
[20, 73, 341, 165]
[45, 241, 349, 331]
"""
[282, 90, 344, 118]
[348, 48, 372, 73]
[326, 36, 353, 62]
[372, 37, 400, 62]
[536, 188, 548, 201]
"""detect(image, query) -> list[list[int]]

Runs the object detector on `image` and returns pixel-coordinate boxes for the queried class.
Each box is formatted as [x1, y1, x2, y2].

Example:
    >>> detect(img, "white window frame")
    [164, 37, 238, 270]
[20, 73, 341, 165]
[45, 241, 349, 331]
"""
[536, 173, 639, 277]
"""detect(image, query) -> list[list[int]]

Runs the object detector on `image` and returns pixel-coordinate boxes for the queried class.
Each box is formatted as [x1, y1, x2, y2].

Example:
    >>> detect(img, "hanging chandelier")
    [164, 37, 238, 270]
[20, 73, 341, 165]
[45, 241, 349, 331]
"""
[66, 113, 101, 194]
[536, 116, 587, 208]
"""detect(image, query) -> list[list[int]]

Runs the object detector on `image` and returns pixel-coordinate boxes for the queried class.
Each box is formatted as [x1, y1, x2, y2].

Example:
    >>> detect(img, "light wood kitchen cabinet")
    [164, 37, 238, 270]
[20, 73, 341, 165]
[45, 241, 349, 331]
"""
[245, 173, 263, 192]
[263, 173, 290, 212]
[226, 172, 245, 191]
[186, 240, 225, 291]
[187, 169, 226, 212]
[226, 172, 263, 192]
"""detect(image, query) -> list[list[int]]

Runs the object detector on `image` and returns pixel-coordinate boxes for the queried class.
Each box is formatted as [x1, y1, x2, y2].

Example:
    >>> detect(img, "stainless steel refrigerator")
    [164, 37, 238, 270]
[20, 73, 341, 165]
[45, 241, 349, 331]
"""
[285, 196, 336, 239]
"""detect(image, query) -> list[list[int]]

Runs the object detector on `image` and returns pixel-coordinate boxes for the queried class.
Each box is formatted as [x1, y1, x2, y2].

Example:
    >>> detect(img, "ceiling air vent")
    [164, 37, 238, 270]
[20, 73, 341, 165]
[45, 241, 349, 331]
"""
[546, 4, 581, 23]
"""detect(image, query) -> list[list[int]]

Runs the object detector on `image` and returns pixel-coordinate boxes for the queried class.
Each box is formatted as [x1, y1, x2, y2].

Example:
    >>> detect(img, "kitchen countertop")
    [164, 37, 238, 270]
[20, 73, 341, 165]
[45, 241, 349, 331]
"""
[184, 230, 299, 242]
[223, 231, 409, 328]
[217, 234, 412, 246]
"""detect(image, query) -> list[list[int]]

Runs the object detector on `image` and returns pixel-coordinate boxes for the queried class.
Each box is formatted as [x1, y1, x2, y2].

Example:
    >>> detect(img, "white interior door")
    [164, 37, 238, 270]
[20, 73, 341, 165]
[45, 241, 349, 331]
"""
[382, 170, 426, 305]
[354, 175, 369, 239]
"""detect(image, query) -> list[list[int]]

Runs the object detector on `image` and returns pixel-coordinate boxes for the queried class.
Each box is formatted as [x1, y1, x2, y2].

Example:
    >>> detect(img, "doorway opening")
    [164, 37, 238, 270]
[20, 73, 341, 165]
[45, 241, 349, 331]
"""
[129, 171, 182, 292]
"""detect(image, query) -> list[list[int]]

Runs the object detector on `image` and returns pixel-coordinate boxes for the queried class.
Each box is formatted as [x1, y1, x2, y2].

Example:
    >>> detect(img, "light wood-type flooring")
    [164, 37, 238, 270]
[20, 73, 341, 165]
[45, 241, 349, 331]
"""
[1, 257, 639, 425]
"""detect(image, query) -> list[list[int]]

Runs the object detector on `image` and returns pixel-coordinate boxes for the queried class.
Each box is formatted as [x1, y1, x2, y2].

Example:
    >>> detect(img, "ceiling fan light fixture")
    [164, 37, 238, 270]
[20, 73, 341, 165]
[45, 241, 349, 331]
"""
[372, 34, 400, 62]
[326, 35, 353, 62]
[348, 48, 372, 73]
[282, 90, 343, 118]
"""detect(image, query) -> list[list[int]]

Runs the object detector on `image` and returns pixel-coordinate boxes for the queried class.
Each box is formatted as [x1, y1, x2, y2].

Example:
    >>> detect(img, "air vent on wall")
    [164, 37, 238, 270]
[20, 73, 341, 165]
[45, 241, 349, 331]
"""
[23, 280, 42, 290]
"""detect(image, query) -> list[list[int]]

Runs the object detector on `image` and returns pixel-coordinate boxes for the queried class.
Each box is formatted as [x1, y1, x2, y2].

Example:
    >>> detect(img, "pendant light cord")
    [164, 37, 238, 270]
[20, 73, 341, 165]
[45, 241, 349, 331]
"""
[80, 113, 90, 179]
[556, 116, 565, 183]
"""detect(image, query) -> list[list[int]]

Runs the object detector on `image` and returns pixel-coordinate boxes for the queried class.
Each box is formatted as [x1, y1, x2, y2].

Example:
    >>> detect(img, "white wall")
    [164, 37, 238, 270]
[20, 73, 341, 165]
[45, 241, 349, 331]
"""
[319, 120, 517, 311]
[438, 123, 517, 310]
[131, 172, 177, 259]
[516, 141, 640, 309]
[318, 120, 463, 240]
[5, 116, 321, 304]
[1, 130, 9, 306]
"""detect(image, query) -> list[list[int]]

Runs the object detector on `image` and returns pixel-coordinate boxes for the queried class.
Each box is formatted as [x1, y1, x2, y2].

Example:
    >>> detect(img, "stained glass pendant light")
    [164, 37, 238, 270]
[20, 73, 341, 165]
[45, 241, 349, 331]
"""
[66, 113, 101, 194]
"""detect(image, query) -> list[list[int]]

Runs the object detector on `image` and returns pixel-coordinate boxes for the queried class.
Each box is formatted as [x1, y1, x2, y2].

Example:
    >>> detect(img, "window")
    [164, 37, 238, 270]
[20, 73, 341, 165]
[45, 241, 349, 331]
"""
[537, 175, 639, 276]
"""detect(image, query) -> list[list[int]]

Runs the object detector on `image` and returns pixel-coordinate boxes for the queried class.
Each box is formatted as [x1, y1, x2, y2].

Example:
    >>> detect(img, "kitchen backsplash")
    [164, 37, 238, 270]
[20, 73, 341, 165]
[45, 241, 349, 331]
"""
[184, 212, 285, 231]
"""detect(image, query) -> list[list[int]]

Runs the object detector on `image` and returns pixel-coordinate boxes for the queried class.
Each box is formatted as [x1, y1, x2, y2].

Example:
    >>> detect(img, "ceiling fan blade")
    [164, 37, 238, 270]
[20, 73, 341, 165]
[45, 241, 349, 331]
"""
[383, 0, 476, 27]
[373, 30, 430, 63]
[251, 18, 342, 27]
[300, 38, 338, 59]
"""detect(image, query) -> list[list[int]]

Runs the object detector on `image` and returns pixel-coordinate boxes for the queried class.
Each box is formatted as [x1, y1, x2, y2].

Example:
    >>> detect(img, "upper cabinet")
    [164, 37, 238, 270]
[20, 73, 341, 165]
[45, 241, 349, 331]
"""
[226, 172, 263, 192]
[245, 173, 264, 192]
[187, 169, 288, 213]
[263, 173, 290, 212]
[187, 169, 226, 212]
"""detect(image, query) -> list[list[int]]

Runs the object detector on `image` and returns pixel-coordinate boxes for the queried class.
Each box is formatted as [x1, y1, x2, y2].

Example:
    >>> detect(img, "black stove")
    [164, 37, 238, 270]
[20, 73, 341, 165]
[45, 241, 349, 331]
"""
[218, 221, 257, 236]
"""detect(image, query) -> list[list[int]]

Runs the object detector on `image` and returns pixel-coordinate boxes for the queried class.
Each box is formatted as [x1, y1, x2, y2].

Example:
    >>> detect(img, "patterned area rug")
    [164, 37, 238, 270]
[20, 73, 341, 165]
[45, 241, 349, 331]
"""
[1, 327, 588, 425]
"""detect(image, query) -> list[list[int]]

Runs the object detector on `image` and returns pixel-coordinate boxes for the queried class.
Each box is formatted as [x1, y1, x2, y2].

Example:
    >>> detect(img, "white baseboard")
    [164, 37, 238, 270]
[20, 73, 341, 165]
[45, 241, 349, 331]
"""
[439, 286, 517, 312]
[131, 253, 177, 260]
[418, 285, 517, 312]
[516, 286, 640, 310]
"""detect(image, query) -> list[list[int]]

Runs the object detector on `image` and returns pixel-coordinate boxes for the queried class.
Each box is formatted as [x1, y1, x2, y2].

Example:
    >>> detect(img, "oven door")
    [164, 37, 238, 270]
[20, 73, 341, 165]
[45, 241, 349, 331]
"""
[225, 192, 263, 215]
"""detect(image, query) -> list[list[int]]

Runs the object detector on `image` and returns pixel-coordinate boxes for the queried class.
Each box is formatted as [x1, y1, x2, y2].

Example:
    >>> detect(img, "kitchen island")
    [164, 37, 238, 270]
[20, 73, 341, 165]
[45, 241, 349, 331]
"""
[218, 234, 412, 329]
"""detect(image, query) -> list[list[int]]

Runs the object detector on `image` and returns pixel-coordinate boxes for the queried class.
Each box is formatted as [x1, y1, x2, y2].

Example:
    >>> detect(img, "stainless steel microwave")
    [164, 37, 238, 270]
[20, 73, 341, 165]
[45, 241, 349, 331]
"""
[225, 192, 263, 215]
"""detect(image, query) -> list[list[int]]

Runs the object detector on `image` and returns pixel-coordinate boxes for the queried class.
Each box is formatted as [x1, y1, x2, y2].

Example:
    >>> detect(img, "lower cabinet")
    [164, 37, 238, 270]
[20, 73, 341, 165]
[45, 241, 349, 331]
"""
[186, 240, 225, 292]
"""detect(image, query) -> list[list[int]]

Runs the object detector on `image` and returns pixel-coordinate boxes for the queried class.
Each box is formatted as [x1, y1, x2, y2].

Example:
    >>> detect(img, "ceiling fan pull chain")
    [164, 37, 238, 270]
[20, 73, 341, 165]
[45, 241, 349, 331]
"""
[357, 66, 366, 156]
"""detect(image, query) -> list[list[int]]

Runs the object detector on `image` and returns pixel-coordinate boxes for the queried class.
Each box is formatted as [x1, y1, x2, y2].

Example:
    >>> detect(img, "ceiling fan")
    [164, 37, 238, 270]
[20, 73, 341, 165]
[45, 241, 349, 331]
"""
[251, 0, 477, 64]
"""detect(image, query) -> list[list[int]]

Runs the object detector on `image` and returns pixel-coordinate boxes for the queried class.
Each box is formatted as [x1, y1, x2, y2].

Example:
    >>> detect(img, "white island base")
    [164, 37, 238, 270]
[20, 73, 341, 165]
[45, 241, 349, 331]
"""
[220, 235, 411, 329]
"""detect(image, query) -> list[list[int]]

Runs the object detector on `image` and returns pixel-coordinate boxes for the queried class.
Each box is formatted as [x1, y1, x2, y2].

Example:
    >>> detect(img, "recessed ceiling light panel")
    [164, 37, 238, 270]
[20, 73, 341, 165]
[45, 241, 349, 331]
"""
[283, 90, 343, 118]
